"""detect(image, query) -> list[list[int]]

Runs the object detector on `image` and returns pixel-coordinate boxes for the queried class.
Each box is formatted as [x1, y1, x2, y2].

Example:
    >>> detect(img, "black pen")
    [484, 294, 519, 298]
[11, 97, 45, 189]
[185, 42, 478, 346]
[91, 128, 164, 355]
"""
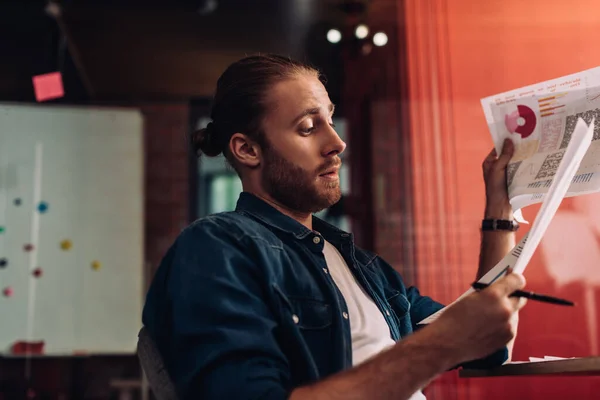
[471, 282, 575, 306]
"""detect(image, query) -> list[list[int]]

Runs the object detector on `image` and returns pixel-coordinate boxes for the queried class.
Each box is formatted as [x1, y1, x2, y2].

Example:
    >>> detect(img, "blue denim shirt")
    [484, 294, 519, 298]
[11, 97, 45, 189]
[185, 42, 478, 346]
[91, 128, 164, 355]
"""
[142, 192, 506, 399]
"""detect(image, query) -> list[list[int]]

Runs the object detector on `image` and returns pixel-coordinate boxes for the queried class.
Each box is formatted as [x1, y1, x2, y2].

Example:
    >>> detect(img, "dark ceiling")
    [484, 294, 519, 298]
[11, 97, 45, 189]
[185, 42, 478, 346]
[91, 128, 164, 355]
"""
[0, 0, 371, 104]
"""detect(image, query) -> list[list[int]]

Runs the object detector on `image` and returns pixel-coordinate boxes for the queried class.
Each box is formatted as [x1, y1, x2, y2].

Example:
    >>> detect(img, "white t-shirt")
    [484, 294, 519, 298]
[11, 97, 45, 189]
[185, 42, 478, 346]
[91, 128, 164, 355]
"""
[323, 240, 426, 400]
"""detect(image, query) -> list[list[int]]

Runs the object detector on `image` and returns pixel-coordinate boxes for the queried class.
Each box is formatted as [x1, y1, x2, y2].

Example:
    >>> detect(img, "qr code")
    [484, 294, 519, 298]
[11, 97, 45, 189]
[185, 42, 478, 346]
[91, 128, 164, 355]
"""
[561, 108, 600, 149]
[535, 151, 565, 180]
[506, 161, 521, 187]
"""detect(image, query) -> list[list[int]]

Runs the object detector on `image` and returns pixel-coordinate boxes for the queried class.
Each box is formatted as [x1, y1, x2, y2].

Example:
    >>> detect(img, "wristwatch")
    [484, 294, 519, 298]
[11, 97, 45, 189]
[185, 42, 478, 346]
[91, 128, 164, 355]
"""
[481, 219, 520, 232]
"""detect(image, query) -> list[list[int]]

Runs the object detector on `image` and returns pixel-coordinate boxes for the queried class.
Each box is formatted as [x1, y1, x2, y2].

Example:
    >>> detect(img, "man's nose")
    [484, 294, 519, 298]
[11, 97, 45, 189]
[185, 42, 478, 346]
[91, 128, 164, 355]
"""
[323, 124, 346, 157]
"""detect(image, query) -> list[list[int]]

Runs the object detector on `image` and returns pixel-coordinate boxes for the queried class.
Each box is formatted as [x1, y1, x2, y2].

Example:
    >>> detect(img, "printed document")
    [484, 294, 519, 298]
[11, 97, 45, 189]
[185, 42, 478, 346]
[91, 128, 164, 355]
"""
[481, 67, 600, 219]
[418, 115, 594, 325]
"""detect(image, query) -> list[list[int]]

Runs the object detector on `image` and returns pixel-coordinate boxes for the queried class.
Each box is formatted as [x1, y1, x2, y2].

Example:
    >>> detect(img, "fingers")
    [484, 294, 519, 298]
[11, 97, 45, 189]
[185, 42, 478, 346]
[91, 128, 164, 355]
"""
[490, 272, 526, 296]
[508, 296, 528, 311]
[484, 147, 497, 162]
[495, 139, 515, 169]
[482, 147, 497, 171]
[482, 139, 514, 171]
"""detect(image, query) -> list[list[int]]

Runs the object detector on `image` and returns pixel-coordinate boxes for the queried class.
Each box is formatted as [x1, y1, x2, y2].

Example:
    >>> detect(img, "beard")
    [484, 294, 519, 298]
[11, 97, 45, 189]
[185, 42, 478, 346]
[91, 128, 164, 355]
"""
[261, 145, 342, 214]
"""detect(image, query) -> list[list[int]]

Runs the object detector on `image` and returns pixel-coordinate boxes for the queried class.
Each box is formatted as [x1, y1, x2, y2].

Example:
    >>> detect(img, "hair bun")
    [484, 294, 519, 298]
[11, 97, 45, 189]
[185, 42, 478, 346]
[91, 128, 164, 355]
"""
[205, 122, 217, 135]
[191, 121, 222, 157]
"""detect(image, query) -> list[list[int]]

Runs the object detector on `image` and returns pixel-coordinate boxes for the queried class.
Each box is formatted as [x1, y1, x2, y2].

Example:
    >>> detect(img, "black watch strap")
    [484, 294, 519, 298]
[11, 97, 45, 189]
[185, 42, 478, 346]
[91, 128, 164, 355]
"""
[481, 219, 519, 232]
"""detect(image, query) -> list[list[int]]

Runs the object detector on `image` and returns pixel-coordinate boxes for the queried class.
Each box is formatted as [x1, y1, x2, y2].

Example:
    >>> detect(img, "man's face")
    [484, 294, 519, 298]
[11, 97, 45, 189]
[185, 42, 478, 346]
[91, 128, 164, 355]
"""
[258, 73, 346, 214]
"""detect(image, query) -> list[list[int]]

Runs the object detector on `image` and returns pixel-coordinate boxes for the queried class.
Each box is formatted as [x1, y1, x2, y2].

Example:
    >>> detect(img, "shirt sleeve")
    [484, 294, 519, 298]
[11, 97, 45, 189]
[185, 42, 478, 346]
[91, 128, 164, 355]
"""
[405, 286, 445, 329]
[166, 220, 291, 400]
[384, 265, 508, 369]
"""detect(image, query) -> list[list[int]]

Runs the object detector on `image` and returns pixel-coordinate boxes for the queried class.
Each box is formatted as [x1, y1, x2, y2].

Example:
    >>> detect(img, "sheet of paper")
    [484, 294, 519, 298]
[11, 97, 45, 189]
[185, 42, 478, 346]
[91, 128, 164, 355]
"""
[513, 117, 594, 273]
[417, 233, 529, 324]
[509, 356, 579, 364]
[542, 356, 577, 361]
[480, 67, 600, 222]
[418, 118, 594, 324]
[528, 357, 547, 363]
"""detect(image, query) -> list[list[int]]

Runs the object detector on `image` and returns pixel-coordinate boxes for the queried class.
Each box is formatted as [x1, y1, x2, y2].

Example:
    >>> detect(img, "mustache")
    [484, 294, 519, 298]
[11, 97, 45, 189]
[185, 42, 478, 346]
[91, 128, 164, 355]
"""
[317, 158, 342, 174]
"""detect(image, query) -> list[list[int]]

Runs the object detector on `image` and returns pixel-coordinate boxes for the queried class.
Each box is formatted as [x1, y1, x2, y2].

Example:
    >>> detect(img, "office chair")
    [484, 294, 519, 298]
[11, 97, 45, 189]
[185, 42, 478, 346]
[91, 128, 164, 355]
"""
[137, 327, 178, 400]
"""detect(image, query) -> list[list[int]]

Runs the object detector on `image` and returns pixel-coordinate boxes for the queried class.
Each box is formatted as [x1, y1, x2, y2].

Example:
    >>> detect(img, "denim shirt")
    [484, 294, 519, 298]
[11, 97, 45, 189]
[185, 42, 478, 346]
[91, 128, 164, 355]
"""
[142, 192, 507, 399]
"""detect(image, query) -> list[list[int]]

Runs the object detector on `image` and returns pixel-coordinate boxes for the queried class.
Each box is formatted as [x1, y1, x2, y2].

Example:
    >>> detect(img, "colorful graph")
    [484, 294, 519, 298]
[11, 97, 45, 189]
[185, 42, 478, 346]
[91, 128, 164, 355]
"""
[538, 93, 568, 117]
[505, 104, 537, 138]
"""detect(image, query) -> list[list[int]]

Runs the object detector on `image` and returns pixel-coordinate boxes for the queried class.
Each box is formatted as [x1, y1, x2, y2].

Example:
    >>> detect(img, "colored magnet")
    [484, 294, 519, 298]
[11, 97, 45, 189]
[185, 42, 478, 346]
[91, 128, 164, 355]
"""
[23, 244, 34, 252]
[0, 226, 5, 233]
[91, 260, 101, 271]
[0, 258, 7, 268]
[3, 287, 13, 297]
[14, 198, 22, 206]
[32, 267, 43, 278]
[37, 202, 49, 213]
[11, 341, 44, 355]
[32, 72, 64, 102]
[60, 239, 72, 250]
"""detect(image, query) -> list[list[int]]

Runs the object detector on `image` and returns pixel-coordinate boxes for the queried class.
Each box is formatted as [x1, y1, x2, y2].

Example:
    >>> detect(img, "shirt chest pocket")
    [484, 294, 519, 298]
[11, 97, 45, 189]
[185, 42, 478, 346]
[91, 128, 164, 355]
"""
[273, 285, 332, 330]
[288, 298, 332, 329]
[272, 285, 336, 380]
[384, 288, 411, 324]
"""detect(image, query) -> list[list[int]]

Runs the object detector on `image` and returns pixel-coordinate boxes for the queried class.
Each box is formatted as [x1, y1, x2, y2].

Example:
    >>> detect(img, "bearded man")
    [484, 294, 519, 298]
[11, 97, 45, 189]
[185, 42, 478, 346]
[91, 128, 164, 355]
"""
[142, 54, 526, 400]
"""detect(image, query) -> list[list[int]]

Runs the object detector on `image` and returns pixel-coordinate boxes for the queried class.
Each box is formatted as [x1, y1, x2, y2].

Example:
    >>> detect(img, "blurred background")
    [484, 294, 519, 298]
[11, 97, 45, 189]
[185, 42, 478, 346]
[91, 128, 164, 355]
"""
[1, 0, 600, 398]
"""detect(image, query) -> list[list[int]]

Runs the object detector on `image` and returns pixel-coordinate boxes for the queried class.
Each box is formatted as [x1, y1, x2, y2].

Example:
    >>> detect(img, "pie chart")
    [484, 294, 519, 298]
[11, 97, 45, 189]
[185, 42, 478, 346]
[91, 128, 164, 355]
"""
[505, 104, 537, 138]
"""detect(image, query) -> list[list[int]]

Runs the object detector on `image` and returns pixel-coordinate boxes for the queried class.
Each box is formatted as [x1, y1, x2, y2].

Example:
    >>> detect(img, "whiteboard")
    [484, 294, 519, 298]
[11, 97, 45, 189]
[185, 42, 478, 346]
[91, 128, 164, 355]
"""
[0, 104, 144, 355]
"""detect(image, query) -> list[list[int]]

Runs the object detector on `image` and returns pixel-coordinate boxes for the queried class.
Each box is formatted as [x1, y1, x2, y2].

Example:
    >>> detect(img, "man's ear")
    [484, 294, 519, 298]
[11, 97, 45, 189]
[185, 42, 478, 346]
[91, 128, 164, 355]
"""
[229, 133, 261, 168]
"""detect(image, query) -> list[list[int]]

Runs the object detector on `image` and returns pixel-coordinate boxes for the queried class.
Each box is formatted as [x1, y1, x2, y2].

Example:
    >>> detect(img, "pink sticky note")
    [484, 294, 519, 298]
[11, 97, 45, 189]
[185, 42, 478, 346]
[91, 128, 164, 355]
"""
[32, 72, 64, 102]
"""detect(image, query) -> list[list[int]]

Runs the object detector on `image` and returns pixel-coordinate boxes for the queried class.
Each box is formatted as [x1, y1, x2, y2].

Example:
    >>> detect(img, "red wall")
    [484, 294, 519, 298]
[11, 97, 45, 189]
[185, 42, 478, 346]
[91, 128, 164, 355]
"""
[403, 0, 600, 398]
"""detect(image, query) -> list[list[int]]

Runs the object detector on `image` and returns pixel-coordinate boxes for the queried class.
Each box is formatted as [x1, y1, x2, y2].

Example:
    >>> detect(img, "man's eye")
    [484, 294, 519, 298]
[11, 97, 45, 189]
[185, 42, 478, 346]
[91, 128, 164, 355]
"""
[300, 127, 316, 134]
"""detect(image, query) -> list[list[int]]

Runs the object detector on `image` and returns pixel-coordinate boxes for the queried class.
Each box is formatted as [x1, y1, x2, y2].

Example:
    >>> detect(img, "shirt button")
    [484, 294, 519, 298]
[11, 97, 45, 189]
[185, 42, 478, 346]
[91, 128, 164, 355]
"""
[342, 312, 349, 319]
[386, 310, 391, 316]
[292, 314, 299, 324]
[322, 268, 328, 274]
[313, 236, 321, 244]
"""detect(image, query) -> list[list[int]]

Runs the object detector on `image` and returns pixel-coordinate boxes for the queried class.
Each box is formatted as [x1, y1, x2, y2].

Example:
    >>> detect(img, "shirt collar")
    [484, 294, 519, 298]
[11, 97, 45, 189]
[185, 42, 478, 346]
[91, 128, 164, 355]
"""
[235, 192, 351, 243]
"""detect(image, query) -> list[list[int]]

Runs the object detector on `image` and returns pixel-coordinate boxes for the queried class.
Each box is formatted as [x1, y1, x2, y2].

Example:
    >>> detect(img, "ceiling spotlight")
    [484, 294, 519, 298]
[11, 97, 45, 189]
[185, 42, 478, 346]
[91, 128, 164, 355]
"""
[327, 29, 342, 44]
[355, 24, 369, 39]
[198, 0, 218, 15]
[373, 32, 388, 47]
